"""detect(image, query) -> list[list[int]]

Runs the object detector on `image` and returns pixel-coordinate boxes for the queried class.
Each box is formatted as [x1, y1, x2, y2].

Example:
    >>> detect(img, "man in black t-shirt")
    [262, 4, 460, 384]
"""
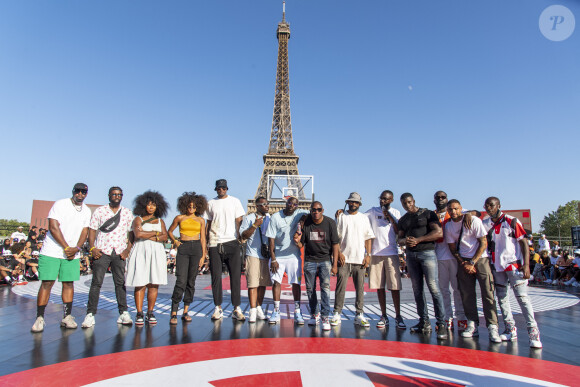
[293, 201, 339, 331]
[398, 193, 447, 339]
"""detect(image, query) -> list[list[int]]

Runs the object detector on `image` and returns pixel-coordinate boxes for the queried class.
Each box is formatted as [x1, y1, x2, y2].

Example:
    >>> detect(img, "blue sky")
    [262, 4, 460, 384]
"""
[0, 1, 578, 232]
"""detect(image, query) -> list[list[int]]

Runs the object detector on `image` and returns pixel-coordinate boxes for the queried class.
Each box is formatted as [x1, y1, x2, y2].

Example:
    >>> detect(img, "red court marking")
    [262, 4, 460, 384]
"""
[206, 275, 378, 293]
[366, 372, 464, 387]
[1, 338, 578, 386]
[210, 371, 302, 387]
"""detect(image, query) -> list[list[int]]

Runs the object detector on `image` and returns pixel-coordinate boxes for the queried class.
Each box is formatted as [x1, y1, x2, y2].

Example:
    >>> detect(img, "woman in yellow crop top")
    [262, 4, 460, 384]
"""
[167, 192, 208, 324]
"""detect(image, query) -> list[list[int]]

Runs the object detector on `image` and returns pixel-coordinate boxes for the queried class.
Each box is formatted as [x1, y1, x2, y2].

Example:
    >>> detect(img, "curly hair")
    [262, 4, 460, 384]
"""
[133, 190, 169, 218]
[177, 191, 208, 216]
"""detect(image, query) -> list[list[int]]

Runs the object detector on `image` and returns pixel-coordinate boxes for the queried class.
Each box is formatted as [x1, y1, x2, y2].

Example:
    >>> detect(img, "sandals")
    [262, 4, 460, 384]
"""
[181, 313, 192, 323]
[170, 314, 178, 325]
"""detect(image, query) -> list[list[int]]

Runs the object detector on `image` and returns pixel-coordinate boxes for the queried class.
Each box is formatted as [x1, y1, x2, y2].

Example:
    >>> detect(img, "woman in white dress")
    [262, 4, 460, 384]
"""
[126, 190, 169, 326]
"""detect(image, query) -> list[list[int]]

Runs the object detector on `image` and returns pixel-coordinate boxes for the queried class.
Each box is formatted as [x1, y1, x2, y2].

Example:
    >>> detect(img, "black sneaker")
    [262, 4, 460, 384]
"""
[135, 313, 145, 326]
[145, 313, 157, 325]
[436, 323, 448, 339]
[410, 320, 431, 334]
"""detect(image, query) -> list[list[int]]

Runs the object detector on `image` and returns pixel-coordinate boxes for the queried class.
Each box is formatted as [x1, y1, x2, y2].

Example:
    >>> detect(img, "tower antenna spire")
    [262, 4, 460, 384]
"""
[282, 1, 286, 22]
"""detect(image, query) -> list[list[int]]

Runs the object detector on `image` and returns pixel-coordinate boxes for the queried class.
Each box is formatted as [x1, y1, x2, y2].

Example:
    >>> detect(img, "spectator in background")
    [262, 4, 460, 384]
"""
[563, 250, 580, 287]
[538, 234, 550, 253]
[11, 226, 26, 244]
[37, 228, 47, 242]
[28, 226, 38, 240]
[1, 239, 11, 255]
[26, 251, 40, 280]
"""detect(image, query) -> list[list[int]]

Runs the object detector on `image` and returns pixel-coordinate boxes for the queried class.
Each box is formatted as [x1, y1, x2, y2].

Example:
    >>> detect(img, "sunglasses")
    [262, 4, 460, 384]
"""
[256, 203, 269, 207]
[435, 196, 447, 200]
[379, 197, 390, 200]
[287, 202, 298, 207]
[311, 208, 323, 212]
[110, 193, 123, 197]
[74, 189, 88, 195]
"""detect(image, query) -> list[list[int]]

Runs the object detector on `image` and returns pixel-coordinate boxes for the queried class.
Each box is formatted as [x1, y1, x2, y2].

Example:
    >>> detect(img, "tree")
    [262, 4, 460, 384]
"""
[0, 219, 30, 238]
[540, 200, 579, 246]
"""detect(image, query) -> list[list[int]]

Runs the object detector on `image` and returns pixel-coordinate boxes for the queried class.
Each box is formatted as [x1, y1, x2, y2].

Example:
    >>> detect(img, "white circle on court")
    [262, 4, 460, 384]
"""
[539, 5, 575, 42]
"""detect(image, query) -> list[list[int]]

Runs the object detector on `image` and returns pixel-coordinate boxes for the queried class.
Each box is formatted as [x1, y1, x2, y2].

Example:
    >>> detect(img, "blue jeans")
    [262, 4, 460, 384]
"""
[406, 249, 445, 324]
[303, 260, 332, 318]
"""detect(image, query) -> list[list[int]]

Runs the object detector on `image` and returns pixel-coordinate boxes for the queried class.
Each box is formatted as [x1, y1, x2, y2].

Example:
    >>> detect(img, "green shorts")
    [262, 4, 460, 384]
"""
[38, 255, 80, 282]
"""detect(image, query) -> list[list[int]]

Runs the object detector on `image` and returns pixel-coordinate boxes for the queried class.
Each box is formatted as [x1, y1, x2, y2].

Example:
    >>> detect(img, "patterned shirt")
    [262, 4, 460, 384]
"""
[89, 205, 134, 255]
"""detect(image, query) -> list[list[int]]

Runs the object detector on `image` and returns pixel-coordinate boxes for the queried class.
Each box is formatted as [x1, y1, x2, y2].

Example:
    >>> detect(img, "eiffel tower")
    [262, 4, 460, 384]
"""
[248, 3, 311, 214]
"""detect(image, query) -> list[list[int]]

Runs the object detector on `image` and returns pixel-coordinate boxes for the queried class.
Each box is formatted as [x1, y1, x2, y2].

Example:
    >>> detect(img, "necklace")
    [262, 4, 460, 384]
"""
[71, 198, 82, 212]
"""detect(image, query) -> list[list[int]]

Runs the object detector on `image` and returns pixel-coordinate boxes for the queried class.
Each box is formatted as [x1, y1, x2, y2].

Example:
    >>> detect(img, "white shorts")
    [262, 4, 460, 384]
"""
[270, 257, 302, 285]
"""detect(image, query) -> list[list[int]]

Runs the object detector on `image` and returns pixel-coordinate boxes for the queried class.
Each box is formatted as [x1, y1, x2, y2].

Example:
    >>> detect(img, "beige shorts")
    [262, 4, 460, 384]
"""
[245, 256, 272, 288]
[369, 255, 402, 290]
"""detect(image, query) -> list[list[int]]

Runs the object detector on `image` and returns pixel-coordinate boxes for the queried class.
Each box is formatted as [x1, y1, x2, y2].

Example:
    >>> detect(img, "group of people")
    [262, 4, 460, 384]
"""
[27, 181, 544, 349]
[1, 226, 47, 285]
[531, 247, 580, 287]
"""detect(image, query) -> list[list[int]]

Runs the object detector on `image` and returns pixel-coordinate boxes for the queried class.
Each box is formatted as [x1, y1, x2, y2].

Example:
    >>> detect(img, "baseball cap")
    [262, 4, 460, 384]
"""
[73, 183, 88, 191]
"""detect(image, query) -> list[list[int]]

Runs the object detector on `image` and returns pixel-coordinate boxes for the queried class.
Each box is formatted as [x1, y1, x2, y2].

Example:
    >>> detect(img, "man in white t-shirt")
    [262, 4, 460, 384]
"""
[365, 190, 406, 329]
[266, 196, 309, 325]
[31, 183, 91, 333]
[10, 226, 26, 244]
[331, 192, 375, 328]
[445, 199, 501, 343]
[433, 191, 467, 331]
[483, 196, 542, 348]
[538, 234, 550, 253]
[205, 179, 246, 321]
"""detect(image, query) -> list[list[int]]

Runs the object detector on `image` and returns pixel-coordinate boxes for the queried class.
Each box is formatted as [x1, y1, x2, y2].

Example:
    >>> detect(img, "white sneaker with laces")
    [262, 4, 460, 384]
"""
[488, 324, 502, 343]
[232, 307, 246, 321]
[354, 314, 370, 327]
[256, 305, 267, 320]
[294, 309, 305, 325]
[61, 314, 78, 329]
[322, 317, 331, 331]
[82, 313, 96, 328]
[31, 316, 45, 333]
[249, 308, 257, 323]
[308, 313, 320, 326]
[117, 311, 133, 325]
[500, 324, 517, 341]
[461, 321, 479, 337]
[211, 306, 223, 320]
[330, 312, 341, 326]
[269, 309, 281, 324]
[528, 327, 543, 348]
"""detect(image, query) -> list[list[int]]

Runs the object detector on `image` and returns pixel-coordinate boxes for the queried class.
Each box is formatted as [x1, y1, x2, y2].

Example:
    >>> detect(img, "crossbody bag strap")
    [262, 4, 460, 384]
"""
[455, 216, 466, 255]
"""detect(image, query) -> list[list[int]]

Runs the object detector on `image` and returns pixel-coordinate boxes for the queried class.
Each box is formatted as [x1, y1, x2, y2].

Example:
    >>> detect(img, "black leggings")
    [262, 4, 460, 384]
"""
[171, 240, 203, 312]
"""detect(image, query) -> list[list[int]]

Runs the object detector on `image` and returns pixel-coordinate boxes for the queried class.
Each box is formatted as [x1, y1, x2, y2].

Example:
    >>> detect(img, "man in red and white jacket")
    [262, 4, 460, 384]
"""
[482, 196, 542, 349]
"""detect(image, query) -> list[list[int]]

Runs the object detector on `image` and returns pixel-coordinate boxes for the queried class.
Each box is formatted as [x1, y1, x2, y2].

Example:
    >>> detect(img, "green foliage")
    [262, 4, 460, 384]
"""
[0, 219, 30, 237]
[540, 200, 580, 246]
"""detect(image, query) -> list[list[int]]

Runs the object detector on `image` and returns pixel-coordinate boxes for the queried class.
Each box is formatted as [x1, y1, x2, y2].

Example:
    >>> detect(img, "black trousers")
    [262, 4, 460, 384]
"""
[87, 251, 127, 315]
[171, 240, 203, 312]
[209, 240, 242, 307]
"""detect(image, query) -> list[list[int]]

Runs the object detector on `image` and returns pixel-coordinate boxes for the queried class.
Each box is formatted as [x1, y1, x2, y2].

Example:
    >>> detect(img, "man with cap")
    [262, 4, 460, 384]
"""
[10, 226, 26, 244]
[31, 183, 92, 333]
[331, 192, 375, 328]
[81, 186, 134, 328]
[397, 193, 447, 339]
[205, 179, 246, 321]
[266, 196, 309, 324]
[538, 234, 550, 253]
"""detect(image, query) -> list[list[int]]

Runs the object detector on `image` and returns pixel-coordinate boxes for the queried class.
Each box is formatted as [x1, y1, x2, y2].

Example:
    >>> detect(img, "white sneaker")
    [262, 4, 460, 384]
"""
[354, 314, 370, 328]
[249, 308, 257, 323]
[322, 317, 331, 331]
[309, 313, 320, 326]
[500, 324, 517, 341]
[564, 278, 575, 286]
[461, 321, 479, 337]
[82, 313, 96, 328]
[61, 314, 78, 329]
[330, 312, 341, 326]
[232, 307, 246, 321]
[269, 309, 281, 324]
[117, 311, 133, 325]
[256, 305, 267, 320]
[528, 327, 543, 348]
[31, 316, 45, 333]
[294, 309, 305, 325]
[211, 306, 223, 320]
[543, 279, 552, 284]
[488, 324, 502, 343]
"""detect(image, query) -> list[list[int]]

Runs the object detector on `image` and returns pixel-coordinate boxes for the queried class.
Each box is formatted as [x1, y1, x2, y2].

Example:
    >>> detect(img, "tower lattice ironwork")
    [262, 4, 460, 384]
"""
[248, 3, 309, 214]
